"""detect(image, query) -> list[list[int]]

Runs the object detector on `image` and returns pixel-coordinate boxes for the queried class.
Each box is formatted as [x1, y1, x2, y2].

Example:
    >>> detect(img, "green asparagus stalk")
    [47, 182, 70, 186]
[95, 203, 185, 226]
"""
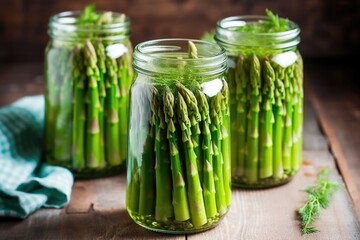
[138, 86, 155, 216]
[221, 80, 231, 207]
[186, 41, 203, 182]
[227, 65, 238, 177]
[177, 92, 207, 227]
[234, 55, 248, 177]
[72, 45, 86, 169]
[272, 63, 285, 178]
[210, 93, 227, 215]
[95, 41, 106, 166]
[105, 56, 121, 166]
[117, 40, 133, 164]
[245, 54, 261, 183]
[84, 39, 102, 168]
[53, 48, 73, 161]
[282, 65, 294, 171]
[291, 56, 304, 172]
[176, 82, 202, 181]
[259, 60, 275, 179]
[152, 86, 174, 222]
[127, 85, 142, 213]
[163, 87, 190, 222]
[196, 89, 217, 218]
[126, 154, 140, 212]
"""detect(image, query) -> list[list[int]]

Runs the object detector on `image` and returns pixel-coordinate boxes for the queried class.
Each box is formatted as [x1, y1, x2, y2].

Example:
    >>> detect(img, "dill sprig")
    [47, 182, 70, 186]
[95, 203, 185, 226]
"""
[298, 169, 341, 235]
[77, 4, 100, 25]
[201, 30, 215, 43]
[237, 9, 289, 33]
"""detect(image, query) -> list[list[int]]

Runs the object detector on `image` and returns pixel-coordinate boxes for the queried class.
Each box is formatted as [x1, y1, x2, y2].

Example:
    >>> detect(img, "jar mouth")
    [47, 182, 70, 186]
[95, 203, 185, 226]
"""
[133, 38, 227, 77]
[215, 15, 300, 50]
[49, 11, 131, 41]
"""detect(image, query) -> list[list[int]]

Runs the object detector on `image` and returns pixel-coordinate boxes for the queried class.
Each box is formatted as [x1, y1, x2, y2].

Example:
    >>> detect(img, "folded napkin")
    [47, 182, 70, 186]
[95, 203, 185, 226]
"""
[0, 95, 74, 218]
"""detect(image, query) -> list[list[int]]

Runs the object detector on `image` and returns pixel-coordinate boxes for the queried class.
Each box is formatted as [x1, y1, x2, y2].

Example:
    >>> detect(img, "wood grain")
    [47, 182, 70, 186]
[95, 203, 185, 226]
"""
[306, 60, 360, 220]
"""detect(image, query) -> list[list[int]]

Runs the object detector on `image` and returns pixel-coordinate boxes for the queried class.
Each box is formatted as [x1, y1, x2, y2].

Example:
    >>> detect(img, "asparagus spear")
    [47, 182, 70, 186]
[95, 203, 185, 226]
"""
[272, 63, 285, 178]
[282, 65, 294, 171]
[259, 60, 275, 179]
[163, 87, 190, 222]
[105, 56, 121, 166]
[291, 56, 304, 172]
[53, 47, 73, 162]
[210, 92, 227, 215]
[186, 41, 203, 181]
[72, 45, 86, 169]
[126, 154, 140, 212]
[45, 47, 66, 157]
[226, 65, 238, 177]
[138, 85, 155, 216]
[95, 41, 106, 166]
[126, 85, 142, 213]
[177, 92, 207, 227]
[84, 40, 102, 168]
[152, 86, 174, 222]
[221, 80, 231, 207]
[176, 83, 202, 181]
[117, 40, 133, 164]
[234, 55, 248, 176]
[245, 54, 261, 183]
[196, 89, 217, 218]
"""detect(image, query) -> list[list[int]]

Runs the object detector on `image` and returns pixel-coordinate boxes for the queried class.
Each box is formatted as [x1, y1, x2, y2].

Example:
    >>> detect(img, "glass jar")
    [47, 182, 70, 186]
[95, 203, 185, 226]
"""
[215, 16, 303, 188]
[126, 39, 231, 233]
[44, 10, 133, 178]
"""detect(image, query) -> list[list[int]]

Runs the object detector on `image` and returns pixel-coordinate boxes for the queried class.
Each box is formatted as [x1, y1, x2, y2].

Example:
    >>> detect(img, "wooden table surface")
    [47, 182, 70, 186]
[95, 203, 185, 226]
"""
[0, 61, 359, 239]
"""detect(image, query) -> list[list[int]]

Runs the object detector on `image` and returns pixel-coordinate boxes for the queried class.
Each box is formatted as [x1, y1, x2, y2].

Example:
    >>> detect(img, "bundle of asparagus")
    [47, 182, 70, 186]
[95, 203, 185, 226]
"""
[45, 5, 133, 177]
[229, 55, 303, 187]
[126, 41, 231, 233]
[224, 11, 304, 187]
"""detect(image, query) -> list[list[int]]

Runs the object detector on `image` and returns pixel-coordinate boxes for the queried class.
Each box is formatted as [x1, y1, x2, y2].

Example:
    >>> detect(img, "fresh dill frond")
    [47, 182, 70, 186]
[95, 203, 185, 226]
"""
[77, 4, 101, 25]
[236, 9, 290, 33]
[201, 30, 215, 43]
[298, 169, 341, 235]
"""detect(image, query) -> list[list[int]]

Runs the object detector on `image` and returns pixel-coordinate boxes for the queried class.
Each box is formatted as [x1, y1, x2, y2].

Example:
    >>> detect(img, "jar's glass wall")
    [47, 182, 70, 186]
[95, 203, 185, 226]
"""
[215, 16, 303, 188]
[126, 39, 231, 233]
[44, 11, 134, 178]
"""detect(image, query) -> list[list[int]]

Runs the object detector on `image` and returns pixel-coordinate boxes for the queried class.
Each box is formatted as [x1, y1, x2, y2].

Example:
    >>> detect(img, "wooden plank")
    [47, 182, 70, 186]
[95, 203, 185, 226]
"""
[305, 61, 360, 220]
[189, 151, 360, 240]
[310, 92, 360, 221]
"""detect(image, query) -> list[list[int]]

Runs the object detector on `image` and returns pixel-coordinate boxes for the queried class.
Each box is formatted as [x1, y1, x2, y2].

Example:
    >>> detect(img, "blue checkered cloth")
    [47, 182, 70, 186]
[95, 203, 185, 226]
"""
[0, 95, 73, 218]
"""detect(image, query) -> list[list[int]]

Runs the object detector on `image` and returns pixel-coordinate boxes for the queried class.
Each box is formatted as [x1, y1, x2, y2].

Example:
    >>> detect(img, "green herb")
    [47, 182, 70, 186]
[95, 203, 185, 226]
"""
[77, 4, 100, 25]
[201, 30, 215, 43]
[237, 9, 289, 33]
[298, 169, 341, 235]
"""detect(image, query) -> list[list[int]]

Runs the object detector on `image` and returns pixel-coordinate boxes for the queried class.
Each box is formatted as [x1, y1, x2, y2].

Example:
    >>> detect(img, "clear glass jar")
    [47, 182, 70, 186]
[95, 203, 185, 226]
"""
[215, 16, 303, 188]
[126, 39, 231, 233]
[44, 10, 133, 178]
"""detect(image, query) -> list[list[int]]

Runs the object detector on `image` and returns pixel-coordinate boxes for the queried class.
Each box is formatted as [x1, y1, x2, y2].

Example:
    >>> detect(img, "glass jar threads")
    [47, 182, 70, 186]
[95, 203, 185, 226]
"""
[126, 39, 231, 233]
[44, 7, 133, 178]
[215, 13, 303, 188]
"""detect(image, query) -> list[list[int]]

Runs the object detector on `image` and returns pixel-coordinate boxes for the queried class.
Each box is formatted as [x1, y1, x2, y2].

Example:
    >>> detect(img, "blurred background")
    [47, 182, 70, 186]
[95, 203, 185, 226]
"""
[0, 0, 359, 62]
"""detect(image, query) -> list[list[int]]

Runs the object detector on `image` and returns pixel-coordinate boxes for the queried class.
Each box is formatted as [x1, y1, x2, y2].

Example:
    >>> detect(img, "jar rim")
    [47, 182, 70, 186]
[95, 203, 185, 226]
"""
[216, 15, 300, 36]
[215, 15, 300, 50]
[133, 38, 228, 77]
[48, 10, 131, 41]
